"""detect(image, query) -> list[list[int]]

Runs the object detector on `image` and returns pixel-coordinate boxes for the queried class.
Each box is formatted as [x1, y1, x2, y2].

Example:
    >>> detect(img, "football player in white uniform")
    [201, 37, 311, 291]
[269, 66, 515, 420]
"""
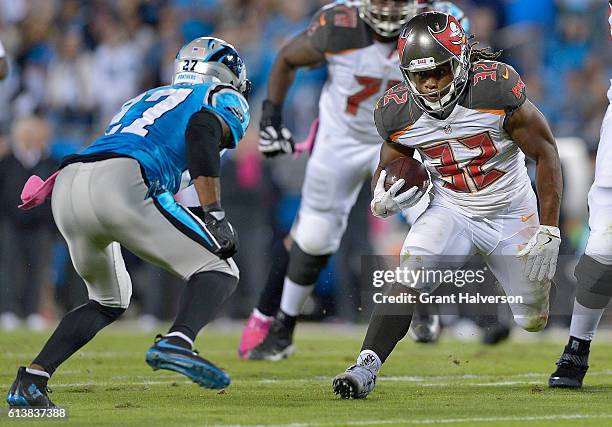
[332, 11, 563, 398]
[548, 1, 612, 389]
[240, 0, 469, 361]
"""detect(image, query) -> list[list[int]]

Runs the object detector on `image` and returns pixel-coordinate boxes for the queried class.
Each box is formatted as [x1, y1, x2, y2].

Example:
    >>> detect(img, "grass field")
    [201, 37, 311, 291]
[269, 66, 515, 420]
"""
[1, 323, 612, 427]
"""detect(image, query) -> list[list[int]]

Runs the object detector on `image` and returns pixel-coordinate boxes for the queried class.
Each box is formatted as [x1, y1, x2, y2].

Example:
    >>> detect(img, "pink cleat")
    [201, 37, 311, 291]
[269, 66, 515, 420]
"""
[238, 310, 273, 359]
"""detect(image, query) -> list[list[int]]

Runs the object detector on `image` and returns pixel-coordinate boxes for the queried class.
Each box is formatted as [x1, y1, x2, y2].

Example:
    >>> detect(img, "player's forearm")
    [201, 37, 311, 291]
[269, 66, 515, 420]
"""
[193, 176, 221, 209]
[535, 151, 562, 227]
[371, 167, 383, 194]
[267, 57, 298, 106]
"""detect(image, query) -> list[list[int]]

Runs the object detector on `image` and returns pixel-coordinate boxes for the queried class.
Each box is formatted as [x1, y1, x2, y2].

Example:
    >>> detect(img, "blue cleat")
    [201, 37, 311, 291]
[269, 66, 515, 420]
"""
[6, 367, 55, 407]
[145, 335, 230, 389]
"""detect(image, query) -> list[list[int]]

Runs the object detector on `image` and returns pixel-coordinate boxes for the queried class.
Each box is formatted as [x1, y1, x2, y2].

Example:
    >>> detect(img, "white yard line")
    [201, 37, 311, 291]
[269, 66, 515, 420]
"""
[2, 370, 612, 389]
[217, 414, 612, 427]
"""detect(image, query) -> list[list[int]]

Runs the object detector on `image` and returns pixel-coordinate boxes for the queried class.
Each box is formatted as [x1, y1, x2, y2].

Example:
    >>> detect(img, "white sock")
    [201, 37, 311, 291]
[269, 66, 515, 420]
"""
[26, 368, 50, 379]
[165, 331, 194, 348]
[253, 308, 273, 321]
[569, 300, 605, 341]
[280, 277, 314, 317]
[357, 350, 382, 373]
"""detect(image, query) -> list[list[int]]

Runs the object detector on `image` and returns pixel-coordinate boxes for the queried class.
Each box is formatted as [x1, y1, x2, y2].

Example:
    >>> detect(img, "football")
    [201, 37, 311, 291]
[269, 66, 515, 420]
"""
[383, 156, 429, 194]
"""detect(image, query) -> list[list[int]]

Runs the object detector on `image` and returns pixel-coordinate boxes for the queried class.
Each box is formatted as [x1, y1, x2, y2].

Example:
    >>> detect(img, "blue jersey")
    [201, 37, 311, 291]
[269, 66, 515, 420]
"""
[80, 82, 250, 194]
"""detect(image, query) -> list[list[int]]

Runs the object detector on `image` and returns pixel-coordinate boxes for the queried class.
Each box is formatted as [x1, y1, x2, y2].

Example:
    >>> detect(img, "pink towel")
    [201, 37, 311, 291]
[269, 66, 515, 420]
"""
[293, 118, 319, 158]
[18, 171, 59, 210]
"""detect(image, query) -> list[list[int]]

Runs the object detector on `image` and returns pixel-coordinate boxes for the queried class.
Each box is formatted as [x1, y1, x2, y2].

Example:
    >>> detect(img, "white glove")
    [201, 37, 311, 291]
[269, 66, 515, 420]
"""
[259, 126, 294, 157]
[517, 225, 561, 281]
[370, 170, 423, 218]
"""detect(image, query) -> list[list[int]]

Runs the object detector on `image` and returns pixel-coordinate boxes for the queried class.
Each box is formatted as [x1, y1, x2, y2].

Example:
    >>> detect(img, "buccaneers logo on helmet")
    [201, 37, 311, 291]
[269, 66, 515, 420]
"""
[429, 15, 465, 56]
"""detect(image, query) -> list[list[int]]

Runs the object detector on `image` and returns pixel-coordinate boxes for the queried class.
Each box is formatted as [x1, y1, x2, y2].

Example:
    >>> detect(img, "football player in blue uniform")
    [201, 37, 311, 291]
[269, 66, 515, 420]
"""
[6, 37, 250, 407]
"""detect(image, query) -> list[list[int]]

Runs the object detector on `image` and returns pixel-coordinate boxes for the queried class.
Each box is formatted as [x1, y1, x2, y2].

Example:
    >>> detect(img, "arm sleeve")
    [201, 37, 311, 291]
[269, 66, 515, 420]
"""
[186, 110, 222, 179]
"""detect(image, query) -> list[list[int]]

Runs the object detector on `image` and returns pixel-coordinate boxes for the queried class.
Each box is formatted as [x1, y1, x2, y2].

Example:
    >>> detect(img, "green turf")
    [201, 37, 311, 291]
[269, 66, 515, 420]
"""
[1, 324, 612, 426]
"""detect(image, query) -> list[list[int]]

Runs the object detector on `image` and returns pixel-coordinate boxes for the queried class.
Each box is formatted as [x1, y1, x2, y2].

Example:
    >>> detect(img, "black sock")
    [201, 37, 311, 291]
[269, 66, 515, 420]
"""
[566, 336, 591, 355]
[169, 271, 238, 342]
[256, 240, 290, 317]
[361, 283, 415, 363]
[163, 335, 191, 349]
[23, 370, 49, 388]
[32, 300, 125, 376]
[276, 310, 297, 333]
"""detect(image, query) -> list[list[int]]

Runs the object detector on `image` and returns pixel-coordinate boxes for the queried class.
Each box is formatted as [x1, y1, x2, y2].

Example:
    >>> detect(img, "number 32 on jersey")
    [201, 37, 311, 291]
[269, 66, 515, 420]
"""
[420, 131, 506, 193]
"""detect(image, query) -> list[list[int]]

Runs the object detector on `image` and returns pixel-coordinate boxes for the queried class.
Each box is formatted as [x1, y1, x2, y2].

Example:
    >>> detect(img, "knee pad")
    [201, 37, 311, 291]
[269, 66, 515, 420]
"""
[91, 300, 126, 322]
[575, 255, 612, 309]
[287, 243, 330, 286]
[292, 211, 345, 255]
[513, 312, 548, 332]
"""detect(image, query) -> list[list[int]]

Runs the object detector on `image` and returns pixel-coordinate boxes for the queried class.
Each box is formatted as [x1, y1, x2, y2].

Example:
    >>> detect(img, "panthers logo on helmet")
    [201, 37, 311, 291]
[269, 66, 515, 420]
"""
[429, 14, 465, 56]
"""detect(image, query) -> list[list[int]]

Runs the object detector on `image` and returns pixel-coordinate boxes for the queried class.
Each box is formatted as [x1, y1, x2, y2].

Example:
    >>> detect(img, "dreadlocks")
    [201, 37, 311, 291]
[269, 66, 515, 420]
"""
[468, 36, 503, 62]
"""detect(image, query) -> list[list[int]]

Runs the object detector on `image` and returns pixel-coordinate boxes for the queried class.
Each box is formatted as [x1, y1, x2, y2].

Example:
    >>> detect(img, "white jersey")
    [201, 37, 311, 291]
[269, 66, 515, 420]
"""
[307, 2, 402, 144]
[375, 61, 533, 217]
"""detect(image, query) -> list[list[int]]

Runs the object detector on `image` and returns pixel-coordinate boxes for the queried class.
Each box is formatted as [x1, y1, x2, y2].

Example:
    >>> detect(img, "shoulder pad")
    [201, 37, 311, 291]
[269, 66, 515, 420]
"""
[462, 61, 527, 114]
[202, 83, 250, 147]
[307, 2, 373, 54]
[374, 83, 423, 142]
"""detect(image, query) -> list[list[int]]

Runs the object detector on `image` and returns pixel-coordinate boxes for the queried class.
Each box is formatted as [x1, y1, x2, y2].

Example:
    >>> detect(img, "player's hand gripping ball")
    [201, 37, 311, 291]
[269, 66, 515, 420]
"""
[383, 156, 429, 194]
[371, 157, 429, 218]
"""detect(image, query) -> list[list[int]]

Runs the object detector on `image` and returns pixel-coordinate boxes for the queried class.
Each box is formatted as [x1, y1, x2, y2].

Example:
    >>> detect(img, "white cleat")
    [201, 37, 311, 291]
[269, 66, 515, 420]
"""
[332, 364, 377, 399]
[408, 314, 441, 343]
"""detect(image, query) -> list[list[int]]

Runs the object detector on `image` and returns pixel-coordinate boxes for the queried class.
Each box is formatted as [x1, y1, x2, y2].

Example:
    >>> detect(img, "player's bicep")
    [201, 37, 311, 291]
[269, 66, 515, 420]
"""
[505, 100, 557, 161]
[281, 31, 326, 68]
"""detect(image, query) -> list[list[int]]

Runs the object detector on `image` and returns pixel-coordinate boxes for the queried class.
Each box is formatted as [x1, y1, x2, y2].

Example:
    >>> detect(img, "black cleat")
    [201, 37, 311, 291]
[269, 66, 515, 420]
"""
[549, 358, 589, 389]
[248, 312, 295, 361]
[6, 367, 55, 407]
[482, 324, 511, 345]
[549, 337, 590, 389]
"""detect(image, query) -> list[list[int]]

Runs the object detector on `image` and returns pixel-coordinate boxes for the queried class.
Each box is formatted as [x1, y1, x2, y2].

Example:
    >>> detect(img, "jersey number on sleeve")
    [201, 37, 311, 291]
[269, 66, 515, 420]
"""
[420, 131, 505, 193]
[346, 77, 401, 115]
[106, 88, 193, 136]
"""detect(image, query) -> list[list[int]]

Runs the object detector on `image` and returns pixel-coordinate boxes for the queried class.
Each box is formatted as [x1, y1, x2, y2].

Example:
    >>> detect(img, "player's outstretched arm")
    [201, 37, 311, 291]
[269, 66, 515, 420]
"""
[506, 100, 562, 227]
[186, 109, 238, 259]
[259, 32, 325, 157]
[507, 100, 563, 281]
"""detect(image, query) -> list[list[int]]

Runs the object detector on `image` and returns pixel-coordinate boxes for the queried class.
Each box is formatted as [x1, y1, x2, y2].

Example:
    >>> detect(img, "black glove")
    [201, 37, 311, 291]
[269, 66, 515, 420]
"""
[189, 206, 238, 260]
[259, 100, 294, 157]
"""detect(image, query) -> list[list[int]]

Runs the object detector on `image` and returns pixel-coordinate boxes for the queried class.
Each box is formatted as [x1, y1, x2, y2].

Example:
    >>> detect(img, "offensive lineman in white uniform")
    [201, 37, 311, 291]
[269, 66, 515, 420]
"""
[239, 0, 470, 360]
[548, 1, 612, 389]
[332, 11, 563, 399]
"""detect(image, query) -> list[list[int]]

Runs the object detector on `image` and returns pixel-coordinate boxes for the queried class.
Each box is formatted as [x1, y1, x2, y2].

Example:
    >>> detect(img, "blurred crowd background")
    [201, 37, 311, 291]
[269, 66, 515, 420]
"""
[0, 0, 610, 333]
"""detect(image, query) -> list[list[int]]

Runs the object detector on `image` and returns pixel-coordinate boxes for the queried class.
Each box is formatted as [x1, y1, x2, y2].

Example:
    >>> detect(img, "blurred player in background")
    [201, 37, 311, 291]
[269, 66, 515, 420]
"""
[240, 0, 469, 361]
[548, 1, 612, 389]
[7, 37, 250, 407]
[332, 11, 563, 399]
[0, 38, 8, 80]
